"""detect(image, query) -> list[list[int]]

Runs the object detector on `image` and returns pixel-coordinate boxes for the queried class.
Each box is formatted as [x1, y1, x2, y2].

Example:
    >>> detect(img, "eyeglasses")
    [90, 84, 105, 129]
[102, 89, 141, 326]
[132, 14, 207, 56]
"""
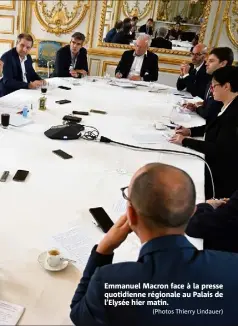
[120, 186, 130, 201]
[190, 52, 204, 57]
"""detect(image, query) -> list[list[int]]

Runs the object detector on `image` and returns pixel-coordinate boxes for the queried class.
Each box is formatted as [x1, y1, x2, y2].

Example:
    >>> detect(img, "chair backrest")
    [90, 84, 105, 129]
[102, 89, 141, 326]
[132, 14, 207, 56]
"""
[37, 40, 62, 68]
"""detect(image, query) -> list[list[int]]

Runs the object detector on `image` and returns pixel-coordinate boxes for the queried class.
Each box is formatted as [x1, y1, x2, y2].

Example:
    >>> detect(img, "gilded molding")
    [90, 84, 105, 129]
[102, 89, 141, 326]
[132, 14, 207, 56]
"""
[20, 0, 27, 33]
[0, 0, 15, 10]
[208, 0, 222, 50]
[98, 0, 214, 56]
[102, 60, 117, 76]
[33, 0, 90, 36]
[0, 39, 14, 48]
[223, 0, 238, 48]
[89, 58, 101, 76]
[0, 15, 15, 34]
[199, 0, 212, 43]
[160, 67, 180, 74]
[88, 48, 190, 65]
[89, 0, 97, 48]
[101, 60, 179, 76]
[122, 0, 153, 20]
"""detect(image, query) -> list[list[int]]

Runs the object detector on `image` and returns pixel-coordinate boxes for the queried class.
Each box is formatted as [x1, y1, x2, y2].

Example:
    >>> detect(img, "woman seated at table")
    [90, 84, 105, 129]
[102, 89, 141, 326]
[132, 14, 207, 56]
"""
[170, 66, 238, 200]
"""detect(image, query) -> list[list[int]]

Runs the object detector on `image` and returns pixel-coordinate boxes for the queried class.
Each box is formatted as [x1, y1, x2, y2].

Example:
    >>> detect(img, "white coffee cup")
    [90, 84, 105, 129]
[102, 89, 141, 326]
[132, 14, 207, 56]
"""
[46, 249, 61, 267]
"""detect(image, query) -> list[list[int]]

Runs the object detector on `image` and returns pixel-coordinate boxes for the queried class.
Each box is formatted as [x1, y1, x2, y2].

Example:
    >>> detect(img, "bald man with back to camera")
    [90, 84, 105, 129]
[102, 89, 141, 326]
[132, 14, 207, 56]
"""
[176, 43, 210, 99]
[115, 34, 158, 82]
[70, 163, 238, 326]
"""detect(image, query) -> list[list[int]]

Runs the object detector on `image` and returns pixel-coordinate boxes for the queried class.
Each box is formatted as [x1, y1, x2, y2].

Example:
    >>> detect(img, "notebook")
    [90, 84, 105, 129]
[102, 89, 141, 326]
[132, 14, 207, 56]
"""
[0, 300, 25, 325]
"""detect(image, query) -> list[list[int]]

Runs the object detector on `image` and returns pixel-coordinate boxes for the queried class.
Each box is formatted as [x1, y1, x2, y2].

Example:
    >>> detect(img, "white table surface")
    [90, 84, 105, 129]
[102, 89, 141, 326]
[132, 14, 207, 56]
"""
[0, 77, 205, 325]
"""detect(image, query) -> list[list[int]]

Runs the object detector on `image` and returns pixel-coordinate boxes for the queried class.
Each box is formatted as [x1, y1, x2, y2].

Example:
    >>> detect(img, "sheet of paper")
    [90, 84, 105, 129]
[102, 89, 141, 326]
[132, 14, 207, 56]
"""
[0, 301, 25, 326]
[52, 226, 96, 270]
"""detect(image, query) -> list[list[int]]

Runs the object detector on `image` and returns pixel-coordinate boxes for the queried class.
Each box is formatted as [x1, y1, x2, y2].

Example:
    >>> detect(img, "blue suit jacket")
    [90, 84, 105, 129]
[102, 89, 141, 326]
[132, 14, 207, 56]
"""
[186, 190, 238, 252]
[0, 47, 41, 96]
[70, 235, 238, 326]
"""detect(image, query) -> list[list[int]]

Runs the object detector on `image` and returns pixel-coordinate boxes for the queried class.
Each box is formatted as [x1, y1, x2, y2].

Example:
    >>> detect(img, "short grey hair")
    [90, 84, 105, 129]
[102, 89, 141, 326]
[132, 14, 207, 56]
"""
[157, 27, 168, 38]
[137, 34, 152, 47]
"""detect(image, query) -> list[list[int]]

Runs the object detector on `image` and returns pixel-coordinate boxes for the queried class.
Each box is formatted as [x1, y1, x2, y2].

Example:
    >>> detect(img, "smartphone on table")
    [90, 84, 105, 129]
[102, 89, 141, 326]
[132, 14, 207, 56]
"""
[89, 207, 114, 233]
[53, 149, 73, 159]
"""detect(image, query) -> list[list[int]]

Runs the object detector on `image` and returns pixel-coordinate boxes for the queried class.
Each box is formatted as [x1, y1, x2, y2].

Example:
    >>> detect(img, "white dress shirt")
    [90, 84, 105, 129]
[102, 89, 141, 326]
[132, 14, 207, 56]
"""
[181, 61, 204, 79]
[19, 56, 27, 83]
[129, 51, 146, 77]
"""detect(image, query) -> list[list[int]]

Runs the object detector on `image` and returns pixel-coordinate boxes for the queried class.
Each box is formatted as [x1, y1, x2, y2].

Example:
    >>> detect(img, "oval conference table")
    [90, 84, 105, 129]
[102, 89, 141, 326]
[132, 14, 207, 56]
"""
[0, 77, 205, 325]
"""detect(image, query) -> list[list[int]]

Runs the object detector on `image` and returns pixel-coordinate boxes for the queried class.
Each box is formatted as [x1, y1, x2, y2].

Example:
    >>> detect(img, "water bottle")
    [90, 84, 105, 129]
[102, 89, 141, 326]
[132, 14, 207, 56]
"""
[22, 105, 28, 118]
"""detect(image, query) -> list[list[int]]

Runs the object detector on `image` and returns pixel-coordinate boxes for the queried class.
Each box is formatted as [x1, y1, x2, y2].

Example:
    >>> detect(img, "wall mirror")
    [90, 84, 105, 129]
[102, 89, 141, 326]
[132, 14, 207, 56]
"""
[98, 0, 212, 56]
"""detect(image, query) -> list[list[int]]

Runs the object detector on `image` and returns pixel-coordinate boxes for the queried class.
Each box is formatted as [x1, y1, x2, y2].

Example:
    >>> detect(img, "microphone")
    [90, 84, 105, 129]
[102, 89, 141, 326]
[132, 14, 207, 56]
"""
[99, 136, 215, 199]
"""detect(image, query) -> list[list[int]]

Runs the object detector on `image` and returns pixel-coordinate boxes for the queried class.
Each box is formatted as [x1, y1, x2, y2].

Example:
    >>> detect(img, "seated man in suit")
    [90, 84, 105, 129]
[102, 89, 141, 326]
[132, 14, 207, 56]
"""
[176, 43, 210, 99]
[105, 21, 123, 43]
[151, 27, 172, 49]
[70, 163, 238, 326]
[53, 32, 88, 78]
[184, 47, 234, 121]
[130, 16, 138, 40]
[0, 33, 43, 96]
[138, 18, 153, 36]
[115, 34, 158, 82]
[186, 190, 238, 253]
[111, 18, 132, 45]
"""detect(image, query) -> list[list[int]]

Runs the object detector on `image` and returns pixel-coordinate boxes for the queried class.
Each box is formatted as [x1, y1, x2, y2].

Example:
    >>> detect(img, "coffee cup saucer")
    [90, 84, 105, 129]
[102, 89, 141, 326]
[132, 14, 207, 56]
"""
[38, 251, 68, 272]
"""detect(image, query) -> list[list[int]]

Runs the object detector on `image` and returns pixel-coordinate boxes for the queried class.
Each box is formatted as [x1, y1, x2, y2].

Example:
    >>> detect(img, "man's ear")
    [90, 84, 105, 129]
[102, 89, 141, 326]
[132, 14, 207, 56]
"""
[127, 204, 138, 226]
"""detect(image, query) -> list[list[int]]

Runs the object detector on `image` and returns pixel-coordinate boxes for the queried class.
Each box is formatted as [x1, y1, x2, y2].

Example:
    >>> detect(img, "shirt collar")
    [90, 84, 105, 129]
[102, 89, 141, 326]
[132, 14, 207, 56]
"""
[195, 61, 204, 72]
[19, 55, 27, 63]
[133, 51, 147, 57]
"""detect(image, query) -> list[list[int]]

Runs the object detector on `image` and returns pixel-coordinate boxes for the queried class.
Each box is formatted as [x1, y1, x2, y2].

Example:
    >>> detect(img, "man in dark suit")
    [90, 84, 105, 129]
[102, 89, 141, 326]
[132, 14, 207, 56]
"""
[53, 32, 88, 78]
[138, 18, 153, 36]
[183, 47, 234, 121]
[176, 44, 210, 99]
[115, 35, 158, 82]
[0, 33, 43, 96]
[186, 190, 238, 253]
[111, 21, 132, 45]
[151, 27, 172, 49]
[104, 21, 123, 43]
[70, 163, 238, 326]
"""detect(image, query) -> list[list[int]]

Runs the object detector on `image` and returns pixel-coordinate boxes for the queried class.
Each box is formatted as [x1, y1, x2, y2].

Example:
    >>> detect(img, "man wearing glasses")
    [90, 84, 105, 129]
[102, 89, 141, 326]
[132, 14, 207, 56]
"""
[53, 32, 88, 78]
[70, 163, 238, 326]
[176, 43, 210, 99]
[183, 47, 234, 121]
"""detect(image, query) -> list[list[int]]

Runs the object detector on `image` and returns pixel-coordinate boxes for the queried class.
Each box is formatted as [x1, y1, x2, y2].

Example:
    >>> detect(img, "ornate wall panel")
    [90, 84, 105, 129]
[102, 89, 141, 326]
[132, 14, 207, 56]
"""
[122, 0, 153, 20]
[223, 0, 238, 48]
[33, 0, 90, 36]
[0, 39, 14, 56]
[89, 58, 101, 76]
[0, 0, 15, 10]
[0, 15, 15, 34]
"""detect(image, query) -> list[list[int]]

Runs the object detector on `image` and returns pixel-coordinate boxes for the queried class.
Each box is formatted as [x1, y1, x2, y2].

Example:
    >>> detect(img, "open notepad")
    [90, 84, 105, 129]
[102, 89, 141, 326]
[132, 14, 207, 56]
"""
[0, 301, 25, 325]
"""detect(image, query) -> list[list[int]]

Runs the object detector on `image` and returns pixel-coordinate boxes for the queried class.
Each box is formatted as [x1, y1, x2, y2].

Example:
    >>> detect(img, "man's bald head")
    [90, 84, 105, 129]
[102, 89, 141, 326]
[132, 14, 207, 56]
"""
[128, 163, 196, 229]
[135, 34, 151, 56]
[191, 43, 207, 66]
